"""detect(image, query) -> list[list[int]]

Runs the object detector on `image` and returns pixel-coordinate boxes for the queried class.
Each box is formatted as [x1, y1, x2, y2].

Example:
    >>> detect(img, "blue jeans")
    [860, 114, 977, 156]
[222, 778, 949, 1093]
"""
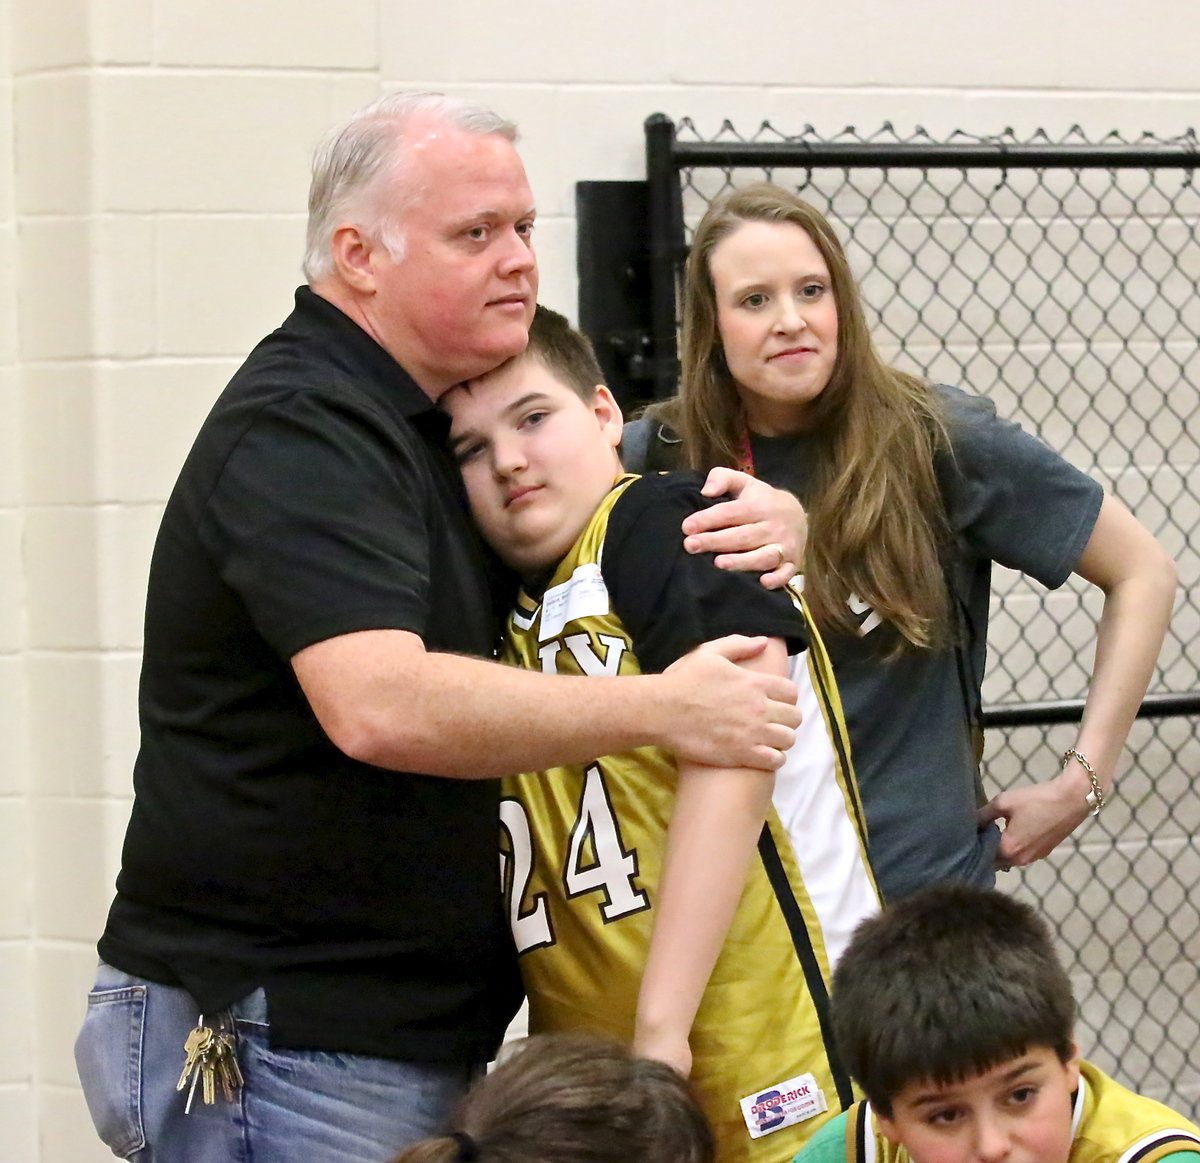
[75, 963, 480, 1162]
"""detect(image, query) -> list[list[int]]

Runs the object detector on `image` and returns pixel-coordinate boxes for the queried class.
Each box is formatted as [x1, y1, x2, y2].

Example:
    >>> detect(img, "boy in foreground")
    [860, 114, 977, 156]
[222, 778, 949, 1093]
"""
[794, 884, 1200, 1163]
[444, 306, 880, 1162]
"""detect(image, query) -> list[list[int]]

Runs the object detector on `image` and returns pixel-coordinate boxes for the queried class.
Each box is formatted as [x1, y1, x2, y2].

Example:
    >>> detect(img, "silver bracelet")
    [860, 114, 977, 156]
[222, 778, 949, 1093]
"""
[1062, 748, 1106, 817]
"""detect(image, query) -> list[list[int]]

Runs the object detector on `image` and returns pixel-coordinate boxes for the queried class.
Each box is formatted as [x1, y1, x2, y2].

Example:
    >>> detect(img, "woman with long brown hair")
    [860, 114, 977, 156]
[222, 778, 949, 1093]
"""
[623, 183, 1176, 901]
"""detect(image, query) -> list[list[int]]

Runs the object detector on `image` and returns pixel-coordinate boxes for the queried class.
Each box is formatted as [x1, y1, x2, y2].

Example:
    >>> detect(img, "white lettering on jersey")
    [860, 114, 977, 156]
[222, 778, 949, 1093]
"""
[537, 641, 559, 674]
[500, 767, 650, 953]
[562, 633, 627, 676]
[848, 593, 882, 636]
[536, 634, 627, 676]
[564, 764, 650, 920]
[499, 798, 554, 954]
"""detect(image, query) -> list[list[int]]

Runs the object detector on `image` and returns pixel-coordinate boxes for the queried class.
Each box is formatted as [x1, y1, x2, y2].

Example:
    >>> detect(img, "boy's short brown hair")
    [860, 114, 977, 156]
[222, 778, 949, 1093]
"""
[522, 304, 606, 400]
[831, 884, 1077, 1116]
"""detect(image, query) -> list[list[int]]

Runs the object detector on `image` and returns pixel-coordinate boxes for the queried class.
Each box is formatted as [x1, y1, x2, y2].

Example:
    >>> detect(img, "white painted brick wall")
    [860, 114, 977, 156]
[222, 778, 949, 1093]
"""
[0, 508, 20, 650]
[11, 0, 86, 73]
[19, 364, 99, 505]
[90, 0, 153, 67]
[154, 214, 305, 355]
[0, 0, 30, 1147]
[94, 359, 242, 503]
[0, 799, 28, 937]
[13, 71, 90, 216]
[5, 1, 1199, 1157]
[17, 217, 95, 361]
[152, 0, 378, 70]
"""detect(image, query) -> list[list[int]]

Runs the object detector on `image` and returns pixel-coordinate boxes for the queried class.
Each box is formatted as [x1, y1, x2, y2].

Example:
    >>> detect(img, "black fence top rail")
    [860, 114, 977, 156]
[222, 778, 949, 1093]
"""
[649, 113, 1200, 172]
[668, 140, 1200, 170]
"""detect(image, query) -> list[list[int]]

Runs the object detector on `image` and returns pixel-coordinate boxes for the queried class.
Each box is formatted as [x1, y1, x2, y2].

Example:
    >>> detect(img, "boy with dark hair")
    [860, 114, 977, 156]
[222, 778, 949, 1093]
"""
[443, 305, 881, 1161]
[794, 884, 1200, 1163]
[504, 300, 607, 399]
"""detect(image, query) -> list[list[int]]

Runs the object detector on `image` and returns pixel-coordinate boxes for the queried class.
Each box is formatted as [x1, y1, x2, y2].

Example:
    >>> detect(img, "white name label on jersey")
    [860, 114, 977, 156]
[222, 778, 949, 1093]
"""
[539, 563, 611, 641]
[739, 1072, 828, 1139]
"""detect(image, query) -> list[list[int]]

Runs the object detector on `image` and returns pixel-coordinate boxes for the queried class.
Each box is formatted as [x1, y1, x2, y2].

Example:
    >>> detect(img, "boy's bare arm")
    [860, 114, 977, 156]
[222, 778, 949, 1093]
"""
[633, 636, 789, 1075]
[292, 629, 800, 779]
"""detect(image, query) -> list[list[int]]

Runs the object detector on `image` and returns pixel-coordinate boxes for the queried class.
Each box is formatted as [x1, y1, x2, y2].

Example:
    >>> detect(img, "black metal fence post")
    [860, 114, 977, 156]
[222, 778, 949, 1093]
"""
[644, 113, 685, 400]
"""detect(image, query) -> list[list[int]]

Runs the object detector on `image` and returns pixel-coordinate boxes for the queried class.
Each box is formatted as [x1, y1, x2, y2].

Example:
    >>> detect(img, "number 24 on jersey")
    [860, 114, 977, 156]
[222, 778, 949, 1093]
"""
[500, 764, 651, 954]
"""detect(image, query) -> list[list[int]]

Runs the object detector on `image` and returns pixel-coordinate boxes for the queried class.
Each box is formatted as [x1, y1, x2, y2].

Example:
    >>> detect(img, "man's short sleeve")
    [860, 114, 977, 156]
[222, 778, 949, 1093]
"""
[602, 473, 807, 674]
[197, 388, 439, 659]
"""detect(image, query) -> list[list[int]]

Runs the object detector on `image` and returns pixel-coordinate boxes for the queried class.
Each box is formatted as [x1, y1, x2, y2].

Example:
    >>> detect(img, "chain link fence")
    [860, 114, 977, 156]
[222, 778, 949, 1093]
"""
[649, 119, 1200, 1115]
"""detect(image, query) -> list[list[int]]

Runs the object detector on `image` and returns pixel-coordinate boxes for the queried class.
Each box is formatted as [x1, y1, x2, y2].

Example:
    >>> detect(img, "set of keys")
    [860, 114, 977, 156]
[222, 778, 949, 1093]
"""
[175, 1017, 244, 1113]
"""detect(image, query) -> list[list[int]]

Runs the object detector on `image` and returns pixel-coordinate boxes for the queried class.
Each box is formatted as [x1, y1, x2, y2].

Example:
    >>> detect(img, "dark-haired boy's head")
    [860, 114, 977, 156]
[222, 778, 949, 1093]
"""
[521, 304, 606, 401]
[832, 884, 1077, 1118]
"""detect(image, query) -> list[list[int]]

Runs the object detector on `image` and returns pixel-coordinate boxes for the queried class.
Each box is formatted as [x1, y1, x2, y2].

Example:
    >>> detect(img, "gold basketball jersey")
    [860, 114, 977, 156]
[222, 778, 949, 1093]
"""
[499, 476, 880, 1162]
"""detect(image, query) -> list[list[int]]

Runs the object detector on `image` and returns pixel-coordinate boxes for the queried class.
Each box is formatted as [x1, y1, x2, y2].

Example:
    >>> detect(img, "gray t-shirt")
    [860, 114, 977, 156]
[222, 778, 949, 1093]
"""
[622, 385, 1103, 901]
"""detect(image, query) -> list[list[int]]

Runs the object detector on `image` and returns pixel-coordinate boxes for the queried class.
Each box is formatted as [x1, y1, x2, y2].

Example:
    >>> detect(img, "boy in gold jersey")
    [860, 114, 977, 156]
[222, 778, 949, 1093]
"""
[444, 306, 880, 1162]
[794, 884, 1200, 1163]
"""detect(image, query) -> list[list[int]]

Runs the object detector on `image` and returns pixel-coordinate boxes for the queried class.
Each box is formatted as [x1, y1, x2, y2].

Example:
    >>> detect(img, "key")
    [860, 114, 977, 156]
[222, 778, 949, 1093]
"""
[213, 1031, 244, 1098]
[213, 1056, 233, 1102]
[200, 1047, 217, 1106]
[184, 1057, 203, 1114]
[176, 1022, 213, 1092]
[221, 1034, 245, 1089]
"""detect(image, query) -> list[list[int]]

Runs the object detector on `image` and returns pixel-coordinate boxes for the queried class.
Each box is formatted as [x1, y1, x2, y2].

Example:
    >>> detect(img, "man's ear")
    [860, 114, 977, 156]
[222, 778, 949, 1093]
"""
[330, 224, 377, 294]
[592, 384, 624, 447]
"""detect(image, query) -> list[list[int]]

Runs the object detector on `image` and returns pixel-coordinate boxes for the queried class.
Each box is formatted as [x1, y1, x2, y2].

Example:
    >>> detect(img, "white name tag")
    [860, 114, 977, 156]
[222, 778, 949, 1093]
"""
[739, 1072, 828, 1139]
[539, 564, 610, 641]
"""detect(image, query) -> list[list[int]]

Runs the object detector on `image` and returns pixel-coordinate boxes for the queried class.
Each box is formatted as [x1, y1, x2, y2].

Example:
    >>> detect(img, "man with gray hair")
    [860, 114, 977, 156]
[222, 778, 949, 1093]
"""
[74, 92, 800, 1162]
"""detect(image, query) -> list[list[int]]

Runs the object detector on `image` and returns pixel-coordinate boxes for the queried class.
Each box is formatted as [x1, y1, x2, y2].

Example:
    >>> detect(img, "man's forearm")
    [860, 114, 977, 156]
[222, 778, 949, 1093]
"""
[346, 649, 692, 777]
[293, 628, 799, 779]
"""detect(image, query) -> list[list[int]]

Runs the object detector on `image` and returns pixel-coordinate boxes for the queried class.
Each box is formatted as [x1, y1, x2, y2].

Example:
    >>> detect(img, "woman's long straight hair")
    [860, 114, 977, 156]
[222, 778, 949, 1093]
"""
[655, 183, 953, 651]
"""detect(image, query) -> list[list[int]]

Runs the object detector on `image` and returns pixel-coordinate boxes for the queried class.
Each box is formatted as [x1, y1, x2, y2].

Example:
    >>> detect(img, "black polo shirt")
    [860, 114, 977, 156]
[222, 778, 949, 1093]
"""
[99, 287, 521, 1064]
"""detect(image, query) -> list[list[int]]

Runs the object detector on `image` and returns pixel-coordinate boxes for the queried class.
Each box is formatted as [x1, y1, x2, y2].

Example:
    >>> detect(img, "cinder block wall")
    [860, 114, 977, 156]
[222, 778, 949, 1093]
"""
[5, 2, 1199, 1158]
[1, 0, 29, 1155]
